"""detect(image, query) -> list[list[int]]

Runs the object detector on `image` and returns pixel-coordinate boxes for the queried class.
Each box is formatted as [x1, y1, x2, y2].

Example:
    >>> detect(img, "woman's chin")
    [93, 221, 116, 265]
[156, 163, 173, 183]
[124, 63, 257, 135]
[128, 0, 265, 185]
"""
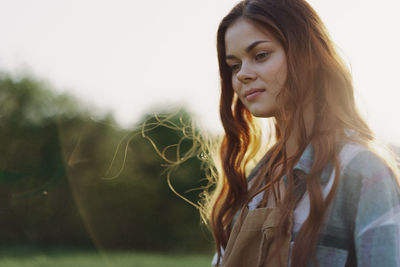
[248, 109, 276, 119]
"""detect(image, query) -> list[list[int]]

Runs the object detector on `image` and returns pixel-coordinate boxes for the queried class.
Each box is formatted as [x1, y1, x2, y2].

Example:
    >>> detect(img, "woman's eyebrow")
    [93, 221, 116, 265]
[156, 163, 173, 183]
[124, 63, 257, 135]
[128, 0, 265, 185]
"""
[245, 40, 270, 52]
[226, 40, 270, 60]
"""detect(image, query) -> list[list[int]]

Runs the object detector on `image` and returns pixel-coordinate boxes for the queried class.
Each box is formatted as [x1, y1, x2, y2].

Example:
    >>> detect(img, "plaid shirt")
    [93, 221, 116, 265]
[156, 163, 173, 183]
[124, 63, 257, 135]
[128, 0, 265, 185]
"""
[212, 142, 400, 266]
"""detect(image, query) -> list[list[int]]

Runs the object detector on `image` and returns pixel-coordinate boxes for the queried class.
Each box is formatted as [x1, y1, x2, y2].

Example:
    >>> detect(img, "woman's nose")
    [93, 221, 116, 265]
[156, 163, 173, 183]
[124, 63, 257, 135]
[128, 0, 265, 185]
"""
[236, 64, 256, 83]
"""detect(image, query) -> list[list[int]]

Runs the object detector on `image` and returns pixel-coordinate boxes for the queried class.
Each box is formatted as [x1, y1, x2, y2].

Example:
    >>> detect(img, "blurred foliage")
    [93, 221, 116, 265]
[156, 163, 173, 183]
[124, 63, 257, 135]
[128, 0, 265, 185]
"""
[0, 72, 214, 253]
[0, 246, 212, 267]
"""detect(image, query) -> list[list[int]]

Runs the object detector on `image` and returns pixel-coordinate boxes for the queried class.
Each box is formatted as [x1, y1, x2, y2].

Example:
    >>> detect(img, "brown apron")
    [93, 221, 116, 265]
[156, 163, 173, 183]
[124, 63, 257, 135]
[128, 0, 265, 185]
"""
[221, 207, 293, 267]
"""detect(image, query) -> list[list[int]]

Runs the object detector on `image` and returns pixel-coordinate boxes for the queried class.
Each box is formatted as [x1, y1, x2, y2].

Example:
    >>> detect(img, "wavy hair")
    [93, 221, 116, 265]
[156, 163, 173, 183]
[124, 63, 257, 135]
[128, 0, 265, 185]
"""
[203, 0, 400, 266]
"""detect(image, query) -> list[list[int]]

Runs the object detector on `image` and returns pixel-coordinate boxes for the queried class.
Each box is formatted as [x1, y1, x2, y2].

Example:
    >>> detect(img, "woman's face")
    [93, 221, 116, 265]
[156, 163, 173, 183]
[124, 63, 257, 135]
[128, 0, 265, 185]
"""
[225, 19, 287, 118]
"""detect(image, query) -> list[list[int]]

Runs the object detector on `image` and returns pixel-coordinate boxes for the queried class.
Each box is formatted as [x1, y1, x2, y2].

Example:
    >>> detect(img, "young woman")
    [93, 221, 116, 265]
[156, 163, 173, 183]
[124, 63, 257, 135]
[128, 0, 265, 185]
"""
[205, 0, 400, 266]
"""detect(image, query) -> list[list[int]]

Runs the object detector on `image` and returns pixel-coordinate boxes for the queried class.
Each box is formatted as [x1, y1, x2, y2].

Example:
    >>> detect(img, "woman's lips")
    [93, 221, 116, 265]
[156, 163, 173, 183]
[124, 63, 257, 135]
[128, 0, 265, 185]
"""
[245, 88, 265, 101]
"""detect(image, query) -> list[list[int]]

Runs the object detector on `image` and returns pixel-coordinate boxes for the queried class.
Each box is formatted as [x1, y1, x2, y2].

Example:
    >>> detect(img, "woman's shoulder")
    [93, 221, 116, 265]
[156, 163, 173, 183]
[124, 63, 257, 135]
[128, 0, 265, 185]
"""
[332, 143, 400, 266]
[339, 142, 398, 185]
[335, 142, 400, 220]
[331, 141, 400, 217]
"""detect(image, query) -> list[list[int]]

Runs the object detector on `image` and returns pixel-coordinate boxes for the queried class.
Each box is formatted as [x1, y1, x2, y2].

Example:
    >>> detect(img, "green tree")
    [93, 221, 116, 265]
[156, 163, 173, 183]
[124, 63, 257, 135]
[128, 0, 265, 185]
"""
[0, 72, 213, 253]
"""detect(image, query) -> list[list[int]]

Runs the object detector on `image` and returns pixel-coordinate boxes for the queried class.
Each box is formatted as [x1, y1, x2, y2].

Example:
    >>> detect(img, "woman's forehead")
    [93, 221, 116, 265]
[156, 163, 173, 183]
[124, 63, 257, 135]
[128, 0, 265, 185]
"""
[225, 19, 277, 54]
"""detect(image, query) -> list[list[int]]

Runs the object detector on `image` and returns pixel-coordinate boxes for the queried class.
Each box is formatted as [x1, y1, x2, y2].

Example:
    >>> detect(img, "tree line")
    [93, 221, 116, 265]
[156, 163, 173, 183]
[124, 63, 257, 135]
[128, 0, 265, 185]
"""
[0, 72, 214, 253]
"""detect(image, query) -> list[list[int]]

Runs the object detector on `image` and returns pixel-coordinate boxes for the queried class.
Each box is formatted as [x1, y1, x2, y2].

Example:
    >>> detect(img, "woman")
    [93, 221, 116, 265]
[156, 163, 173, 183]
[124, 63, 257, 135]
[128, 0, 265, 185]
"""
[205, 0, 400, 266]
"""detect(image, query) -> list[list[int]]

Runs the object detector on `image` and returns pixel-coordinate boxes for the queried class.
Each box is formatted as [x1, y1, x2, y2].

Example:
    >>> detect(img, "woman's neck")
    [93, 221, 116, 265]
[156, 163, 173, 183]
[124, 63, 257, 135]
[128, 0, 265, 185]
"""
[276, 102, 314, 158]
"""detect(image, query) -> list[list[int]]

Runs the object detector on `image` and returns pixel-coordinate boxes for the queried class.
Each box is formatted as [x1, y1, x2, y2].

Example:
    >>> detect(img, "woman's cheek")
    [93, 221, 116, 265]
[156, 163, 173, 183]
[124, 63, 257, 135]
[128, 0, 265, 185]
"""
[232, 77, 243, 93]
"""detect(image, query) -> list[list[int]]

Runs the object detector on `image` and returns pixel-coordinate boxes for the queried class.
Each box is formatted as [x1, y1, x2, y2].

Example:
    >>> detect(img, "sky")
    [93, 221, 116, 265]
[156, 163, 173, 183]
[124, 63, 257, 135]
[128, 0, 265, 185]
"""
[0, 0, 399, 145]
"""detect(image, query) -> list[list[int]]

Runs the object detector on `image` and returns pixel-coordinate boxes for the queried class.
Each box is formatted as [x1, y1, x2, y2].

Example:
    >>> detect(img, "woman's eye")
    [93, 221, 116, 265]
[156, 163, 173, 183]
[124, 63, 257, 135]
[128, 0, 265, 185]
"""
[255, 52, 269, 61]
[230, 64, 241, 73]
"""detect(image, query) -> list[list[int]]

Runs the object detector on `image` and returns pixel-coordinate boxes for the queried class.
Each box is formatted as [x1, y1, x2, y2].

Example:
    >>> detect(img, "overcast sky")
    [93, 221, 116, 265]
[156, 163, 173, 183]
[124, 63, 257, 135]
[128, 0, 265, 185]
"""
[1, 0, 399, 145]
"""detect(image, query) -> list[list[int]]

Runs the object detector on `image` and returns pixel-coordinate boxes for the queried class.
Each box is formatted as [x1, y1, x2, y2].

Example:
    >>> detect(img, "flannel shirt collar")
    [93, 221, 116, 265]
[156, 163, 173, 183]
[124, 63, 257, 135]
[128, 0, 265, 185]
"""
[283, 144, 333, 186]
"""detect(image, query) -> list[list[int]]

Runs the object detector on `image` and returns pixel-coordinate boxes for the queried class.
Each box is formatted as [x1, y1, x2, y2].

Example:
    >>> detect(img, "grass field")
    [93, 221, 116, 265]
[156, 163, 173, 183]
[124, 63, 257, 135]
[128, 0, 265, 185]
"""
[0, 247, 213, 267]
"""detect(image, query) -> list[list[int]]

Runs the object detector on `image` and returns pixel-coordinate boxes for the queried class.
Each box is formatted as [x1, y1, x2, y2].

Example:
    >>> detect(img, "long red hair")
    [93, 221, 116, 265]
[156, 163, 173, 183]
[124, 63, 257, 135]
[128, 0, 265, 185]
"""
[206, 0, 390, 266]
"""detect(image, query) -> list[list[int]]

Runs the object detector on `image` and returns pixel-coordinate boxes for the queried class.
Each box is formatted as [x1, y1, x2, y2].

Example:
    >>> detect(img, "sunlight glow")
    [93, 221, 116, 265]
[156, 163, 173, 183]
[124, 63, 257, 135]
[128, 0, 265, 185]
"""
[0, 0, 399, 145]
